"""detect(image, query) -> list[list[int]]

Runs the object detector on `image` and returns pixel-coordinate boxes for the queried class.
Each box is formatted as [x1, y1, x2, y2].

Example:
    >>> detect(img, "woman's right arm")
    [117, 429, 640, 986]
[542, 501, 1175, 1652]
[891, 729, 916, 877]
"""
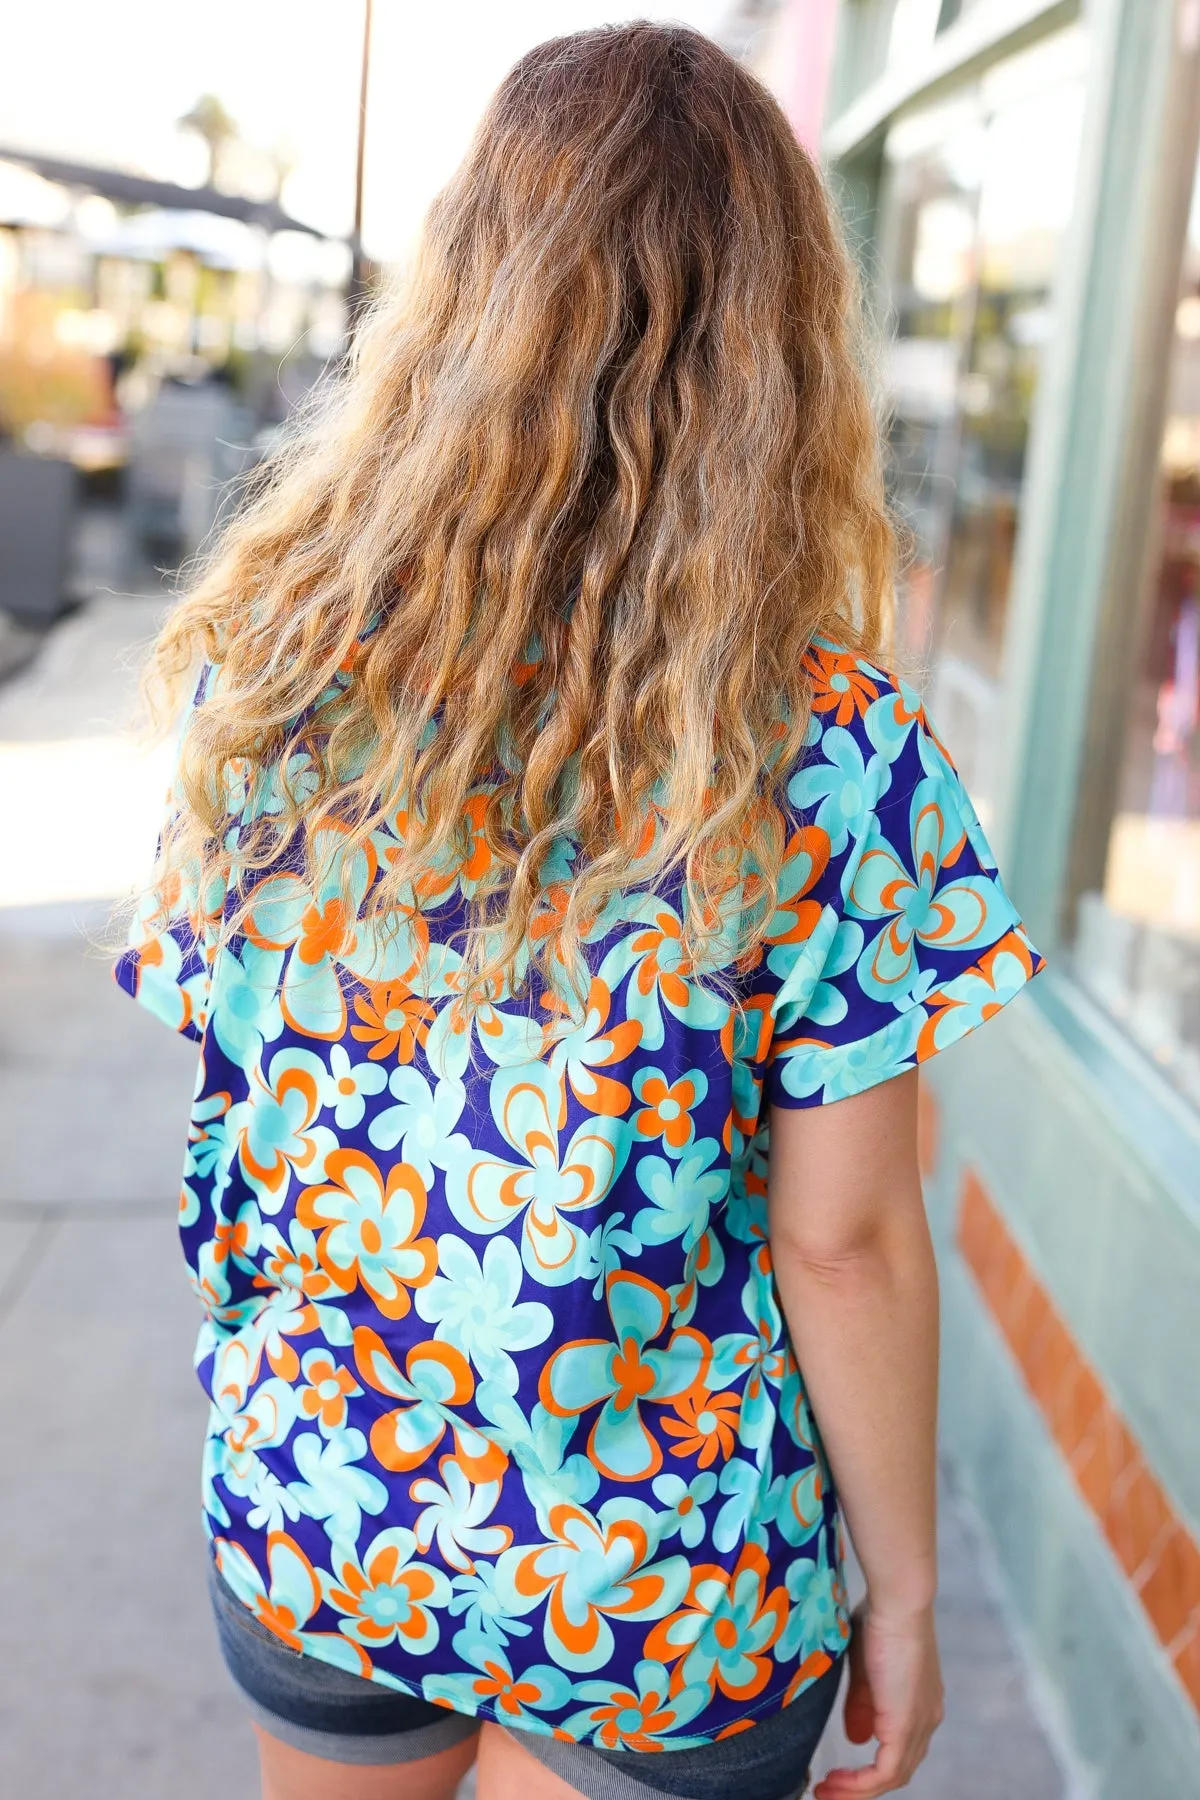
[767, 1067, 944, 1799]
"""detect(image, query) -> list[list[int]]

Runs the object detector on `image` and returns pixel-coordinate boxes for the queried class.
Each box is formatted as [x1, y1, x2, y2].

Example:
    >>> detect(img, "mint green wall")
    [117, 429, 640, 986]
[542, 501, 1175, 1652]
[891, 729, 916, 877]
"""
[925, 993, 1200, 1799]
[924, 988, 1200, 1549]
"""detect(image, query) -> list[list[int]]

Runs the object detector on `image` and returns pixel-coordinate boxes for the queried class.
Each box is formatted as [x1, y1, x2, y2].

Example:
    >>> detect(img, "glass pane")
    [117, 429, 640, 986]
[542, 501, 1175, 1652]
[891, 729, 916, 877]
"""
[878, 28, 1089, 827]
[1072, 159, 1200, 1111]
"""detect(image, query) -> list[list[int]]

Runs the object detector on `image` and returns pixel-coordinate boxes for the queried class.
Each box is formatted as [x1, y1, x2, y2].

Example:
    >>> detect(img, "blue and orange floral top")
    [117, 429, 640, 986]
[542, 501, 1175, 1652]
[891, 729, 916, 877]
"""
[116, 643, 1041, 1748]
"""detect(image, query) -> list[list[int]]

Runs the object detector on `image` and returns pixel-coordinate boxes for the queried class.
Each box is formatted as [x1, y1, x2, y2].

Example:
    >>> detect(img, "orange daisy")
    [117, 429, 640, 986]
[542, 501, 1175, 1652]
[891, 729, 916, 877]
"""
[662, 1387, 741, 1467]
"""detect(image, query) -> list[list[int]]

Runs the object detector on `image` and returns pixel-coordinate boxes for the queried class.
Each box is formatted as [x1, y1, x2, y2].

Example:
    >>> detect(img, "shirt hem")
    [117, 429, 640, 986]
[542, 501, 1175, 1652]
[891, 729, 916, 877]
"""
[207, 1544, 849, 1748]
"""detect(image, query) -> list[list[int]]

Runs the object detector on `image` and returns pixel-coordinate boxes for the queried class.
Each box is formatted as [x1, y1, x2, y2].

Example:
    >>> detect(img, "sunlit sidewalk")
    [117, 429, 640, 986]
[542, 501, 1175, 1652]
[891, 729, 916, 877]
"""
[0, 598, 1075, 1799]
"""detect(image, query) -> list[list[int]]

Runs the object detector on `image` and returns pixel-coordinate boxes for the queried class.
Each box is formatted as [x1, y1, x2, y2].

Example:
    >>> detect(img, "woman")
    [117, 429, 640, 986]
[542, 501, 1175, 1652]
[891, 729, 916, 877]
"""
[117, 23, 1041, 1800]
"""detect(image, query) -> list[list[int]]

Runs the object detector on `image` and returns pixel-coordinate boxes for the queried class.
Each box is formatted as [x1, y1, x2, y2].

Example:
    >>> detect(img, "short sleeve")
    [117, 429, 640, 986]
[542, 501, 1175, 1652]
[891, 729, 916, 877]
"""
[759, 662, 1044, 1108]
[113, 668, 228, 1041]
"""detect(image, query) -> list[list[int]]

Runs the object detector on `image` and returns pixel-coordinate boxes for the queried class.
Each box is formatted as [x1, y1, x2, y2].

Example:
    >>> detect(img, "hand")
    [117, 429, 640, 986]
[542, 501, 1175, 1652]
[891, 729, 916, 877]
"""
[812, 1602, 943, 1799]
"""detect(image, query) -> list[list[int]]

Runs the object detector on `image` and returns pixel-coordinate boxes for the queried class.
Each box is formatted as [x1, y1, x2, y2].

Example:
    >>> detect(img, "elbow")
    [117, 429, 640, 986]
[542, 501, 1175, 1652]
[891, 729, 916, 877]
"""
[771, 1209, 934, 1291]
[775, 1236, 892, 1289]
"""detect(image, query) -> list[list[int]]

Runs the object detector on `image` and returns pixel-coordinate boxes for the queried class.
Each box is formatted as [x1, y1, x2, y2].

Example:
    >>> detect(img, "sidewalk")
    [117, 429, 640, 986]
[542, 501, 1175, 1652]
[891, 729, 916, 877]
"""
[0, 599, 1073, 1799]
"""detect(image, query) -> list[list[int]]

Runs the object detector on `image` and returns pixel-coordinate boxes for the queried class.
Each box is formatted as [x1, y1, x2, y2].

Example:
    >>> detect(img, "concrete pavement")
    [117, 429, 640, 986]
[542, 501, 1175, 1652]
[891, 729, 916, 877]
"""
[0, 595, 1072, 1798]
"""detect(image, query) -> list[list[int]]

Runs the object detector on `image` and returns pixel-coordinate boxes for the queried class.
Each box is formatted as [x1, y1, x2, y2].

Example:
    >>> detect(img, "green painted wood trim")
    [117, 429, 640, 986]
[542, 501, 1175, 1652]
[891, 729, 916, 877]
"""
[823, 0, 1079, 162]
[990, 0, 1200, 949]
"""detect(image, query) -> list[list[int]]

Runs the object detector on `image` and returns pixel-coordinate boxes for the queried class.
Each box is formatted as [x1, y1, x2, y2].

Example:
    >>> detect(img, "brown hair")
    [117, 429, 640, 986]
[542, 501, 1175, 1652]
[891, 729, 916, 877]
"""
[144, 22, 893, 1009]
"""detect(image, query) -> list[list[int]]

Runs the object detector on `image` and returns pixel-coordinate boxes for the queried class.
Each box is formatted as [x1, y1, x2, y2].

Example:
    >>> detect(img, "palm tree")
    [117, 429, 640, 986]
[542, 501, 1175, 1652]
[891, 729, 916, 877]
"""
[178, 95, 239, 189]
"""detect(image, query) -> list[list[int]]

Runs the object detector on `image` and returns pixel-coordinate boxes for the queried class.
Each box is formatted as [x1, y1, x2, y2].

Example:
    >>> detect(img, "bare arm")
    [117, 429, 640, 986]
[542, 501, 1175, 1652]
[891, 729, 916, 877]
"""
[767, 1068, 943, 1799]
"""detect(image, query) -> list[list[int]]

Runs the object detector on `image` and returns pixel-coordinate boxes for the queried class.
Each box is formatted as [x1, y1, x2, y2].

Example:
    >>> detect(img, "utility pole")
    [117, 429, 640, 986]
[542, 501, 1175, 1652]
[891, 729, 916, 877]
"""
[347, 0, 374, 327]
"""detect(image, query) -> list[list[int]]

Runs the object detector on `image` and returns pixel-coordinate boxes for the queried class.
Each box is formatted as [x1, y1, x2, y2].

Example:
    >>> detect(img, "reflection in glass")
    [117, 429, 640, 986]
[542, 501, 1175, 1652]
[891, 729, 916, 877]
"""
[1074, 178, 1200, 1106]
[877, 29, 1089, 825]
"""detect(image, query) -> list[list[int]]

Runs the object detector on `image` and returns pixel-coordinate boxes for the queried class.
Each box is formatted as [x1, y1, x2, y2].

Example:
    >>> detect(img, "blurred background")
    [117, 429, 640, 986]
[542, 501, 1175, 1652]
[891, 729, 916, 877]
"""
[0, 2, 1197, 1797]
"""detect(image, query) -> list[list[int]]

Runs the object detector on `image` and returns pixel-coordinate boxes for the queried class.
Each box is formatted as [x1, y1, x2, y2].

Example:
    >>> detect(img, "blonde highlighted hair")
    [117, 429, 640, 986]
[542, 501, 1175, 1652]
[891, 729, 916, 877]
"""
[146, 22, 893, 1011]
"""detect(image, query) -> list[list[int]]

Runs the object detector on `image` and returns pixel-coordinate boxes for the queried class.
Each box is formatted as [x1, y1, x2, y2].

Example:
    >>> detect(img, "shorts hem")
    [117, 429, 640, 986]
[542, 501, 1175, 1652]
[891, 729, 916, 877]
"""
[237, 1689, 481, 1765]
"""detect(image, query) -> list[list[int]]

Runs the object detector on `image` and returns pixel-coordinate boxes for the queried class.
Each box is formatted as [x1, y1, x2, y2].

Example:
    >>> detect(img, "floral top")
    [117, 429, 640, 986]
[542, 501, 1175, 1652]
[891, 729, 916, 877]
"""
[115, 644, 1041, 1748]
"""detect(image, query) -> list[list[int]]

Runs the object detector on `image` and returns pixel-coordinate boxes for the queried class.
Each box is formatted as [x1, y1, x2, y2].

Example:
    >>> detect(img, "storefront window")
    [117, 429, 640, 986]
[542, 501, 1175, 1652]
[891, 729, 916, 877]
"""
[877, 27, 1089, 826]
[1073, 162, 1200, 1112]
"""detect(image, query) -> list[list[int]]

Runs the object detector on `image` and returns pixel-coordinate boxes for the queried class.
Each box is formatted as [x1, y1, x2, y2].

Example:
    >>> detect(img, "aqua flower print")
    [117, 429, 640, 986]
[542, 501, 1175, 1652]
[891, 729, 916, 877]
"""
[410, 1454, 513, 1573]
[777, 1539, 846, 1662]
[862, 676, 924, 764]
[318, 1045, 387, 1129]
[788, 724, 890, 855]
[352, 1326, 506, 1485]
[240, 877, 357, 1041]
[448, 1561, 533, 1646]
[542, 976, 642, 1120]
[712, 1453, 771, 1555]
[215, 1530, 374, 1675]
[582, 1211, 643, 1301]
[496, 1497, 690, 1673]
[286, 1427, 388, 1548]
[432, 1633, 572, 1724]
[414, 1234, 553, 1389]
[121, 885, 212, 1035]
[846, 776, 1016, 1005]
[184, 1085, 234, 1201]
[917, 928, 1042, 1059]
[708, 1268, 787, 1453]
[652, 1472, 717, 1550]
[448, 1062, 628, 1287]
[633, 1137, 728, 1253]
[423, 975, 543, 1082]
[771, 1464, 824, 1548]
[322, 1525, 451, 1653]
[209, 940, 286, 1067]
[258, 1219, 324, 1302]
[768, 916, 862, 1030]
[565, 1657, 711, 1749]
[225, 1047, 337, 1213]
[296, 1149, 437, 1320]
[219, 1376, 299, 1494]
[501, 1402, 602, 1526]
[644, 1541, 788, 1703]
[241, 819, 426, 1041]
[243, 1462, 303, 1534]
[597, 895, 728, 1052]
[368, 1068, 471, 1186]
[771, 1006, 923, 1104]
[540, 1270, 709, 1482]
[760, 824, 831, 957]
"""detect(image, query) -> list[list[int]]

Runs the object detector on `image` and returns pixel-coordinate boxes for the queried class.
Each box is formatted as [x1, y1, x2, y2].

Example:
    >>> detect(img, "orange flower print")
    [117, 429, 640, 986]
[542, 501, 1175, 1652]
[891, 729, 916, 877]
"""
[297, 1148, 437, 1319]
[634, 1073, 702, 1150]
[297, 1349, 361, 1433]
[804, 644, 879, 726]
[323, 1530, 450, 1652]
[630, 911, 693, 1010]
[644, 1543, 788, 1703]
[544, 977, 643, 1120]
[470, 1658, 549, 1718]
[211, 1214, 254, 1270]
[412, 791, 495, 904]
[296, 897, 350, 965]
[350, 981, 436, 1062]
[582, 1684, 677, 1749]
[227, 1048, 336, 1207]
[662, 1387, 741, 1468]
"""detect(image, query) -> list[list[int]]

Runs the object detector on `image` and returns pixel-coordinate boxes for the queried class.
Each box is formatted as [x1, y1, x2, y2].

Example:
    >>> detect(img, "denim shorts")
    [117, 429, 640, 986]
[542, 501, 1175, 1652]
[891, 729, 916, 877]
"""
[209, 1558, 843, 1799]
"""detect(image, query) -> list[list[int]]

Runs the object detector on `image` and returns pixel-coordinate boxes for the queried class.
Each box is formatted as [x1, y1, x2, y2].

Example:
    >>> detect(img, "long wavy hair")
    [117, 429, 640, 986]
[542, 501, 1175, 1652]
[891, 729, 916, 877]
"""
[144, 21, 894, 1014]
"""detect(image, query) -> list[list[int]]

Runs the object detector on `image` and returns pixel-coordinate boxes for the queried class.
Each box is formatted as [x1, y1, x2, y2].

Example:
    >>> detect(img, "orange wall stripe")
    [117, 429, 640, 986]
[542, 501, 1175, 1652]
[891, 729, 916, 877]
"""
[956, 1169, 1200, 1716]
